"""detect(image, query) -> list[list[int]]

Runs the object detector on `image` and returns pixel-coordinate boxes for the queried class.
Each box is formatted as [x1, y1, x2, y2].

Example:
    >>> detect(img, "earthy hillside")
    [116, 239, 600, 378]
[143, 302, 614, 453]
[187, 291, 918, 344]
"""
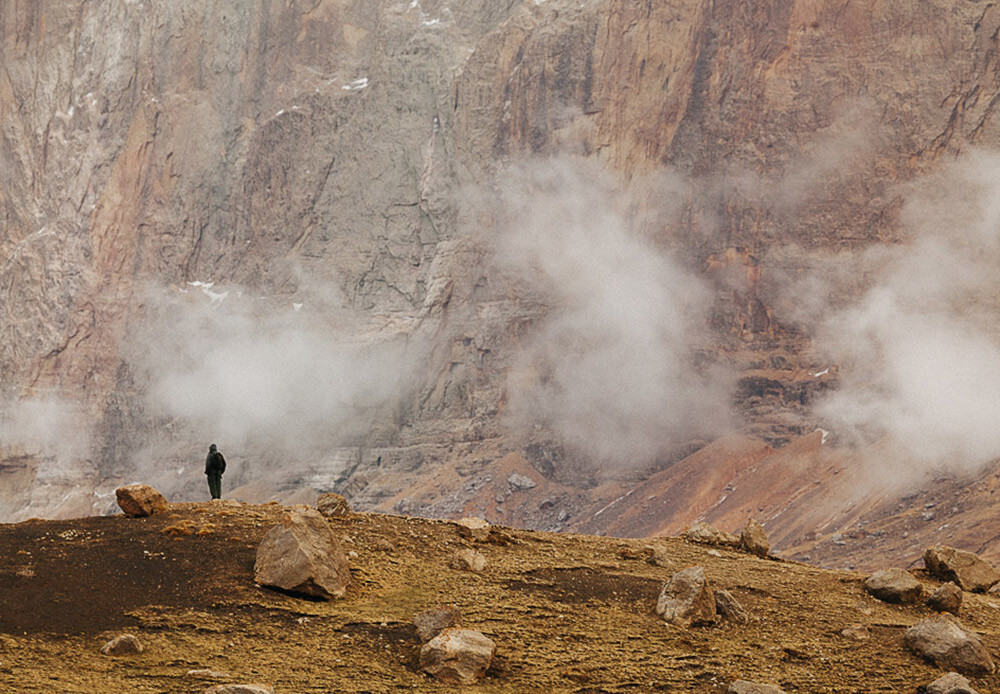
[3, 500, 1000, 693]
[5, 0, 1000, 576]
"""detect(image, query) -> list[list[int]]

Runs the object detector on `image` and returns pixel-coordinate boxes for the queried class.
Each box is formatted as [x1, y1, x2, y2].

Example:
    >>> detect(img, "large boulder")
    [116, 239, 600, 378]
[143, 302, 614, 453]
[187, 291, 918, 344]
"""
[316, 493, 351, 518]
[253, 509, 351, 600]
[419, 627, 496, 685]
[115, 485, 169, 517]
[413, 606, 463, 642]
[728, 681, 786, 694]
[928, 582, 963, 615]
[656, 566, 716, 627]
[925, 672, 979, 694]
[863, 568, 923, 604]
[740, 519, 770, 558]
[682, 522, 740, 548]
[100, 634, 143, 656]
[924, 546, 1000, 593]
[904, 614, 995, 676]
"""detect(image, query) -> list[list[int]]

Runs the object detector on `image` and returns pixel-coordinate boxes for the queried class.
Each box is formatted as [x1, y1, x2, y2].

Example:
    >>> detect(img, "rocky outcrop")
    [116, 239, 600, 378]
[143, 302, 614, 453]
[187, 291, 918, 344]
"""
[115, 485, 168, 518]
[656, 566, 716, 627]
[904, 614, 995, 676]
[455, 518, 492, 542]
[253, 509, 350, 600]
[419, 627, 496, 685]
[863, 568, 923, 605]
[924, 547, 1000, 593]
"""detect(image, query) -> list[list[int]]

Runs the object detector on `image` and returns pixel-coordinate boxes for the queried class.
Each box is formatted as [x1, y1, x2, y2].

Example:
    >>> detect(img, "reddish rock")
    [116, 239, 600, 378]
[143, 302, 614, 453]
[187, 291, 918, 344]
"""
[115, 485, 169, 518]
[253, 509, 351, 600]
[419, 627, 495, 685]
[740, 519, 770, 558]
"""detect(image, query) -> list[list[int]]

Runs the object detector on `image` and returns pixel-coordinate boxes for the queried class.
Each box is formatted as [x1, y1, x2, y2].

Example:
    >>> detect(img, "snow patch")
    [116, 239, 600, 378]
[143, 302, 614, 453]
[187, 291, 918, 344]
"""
[817, 428, 830, 445]
[342, 78, 369, 92]
[810, 368, 830, 377]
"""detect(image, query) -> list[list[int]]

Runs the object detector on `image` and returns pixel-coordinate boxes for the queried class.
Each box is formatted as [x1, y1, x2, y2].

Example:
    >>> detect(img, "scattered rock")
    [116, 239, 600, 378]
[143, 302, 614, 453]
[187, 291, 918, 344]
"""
[449, 548, 487, 573]
[413, 606, 463, 642]
[740, 519, 770, 558]
[840, 624, 871, 641]
[925, 672, 979, 694]
[419, 627, 496, 685]
[507, 473, 537, 490]
[316, 493, 351, 517]
[115, 485, 169, 518]
[100, 633, 143, 656]
[187, 669, 231, 679]
[682, 522, 740, 548]
[253, 509, 351, 600]
[863, 568, 923, 604]
[904, 614, 995, 676]
[714, 589, 749, 624]
[728, 681, 786, 694]
[204, 686, 274, 694]
[455, 517, 492, 542]
[924, 546, 1000, 593]
[928, 582, 963, 615]
[656, 565, 716, 627]
[644, 545, 674, 569]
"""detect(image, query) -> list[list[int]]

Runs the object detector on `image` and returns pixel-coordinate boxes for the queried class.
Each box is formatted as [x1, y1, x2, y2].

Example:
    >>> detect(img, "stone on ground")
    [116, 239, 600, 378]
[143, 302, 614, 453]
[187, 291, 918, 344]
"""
[924, 546, 1000, 593]
[863, 568, 923, 604]
[740, 519, 770, 557]
[728, 681, 786, 694]
[928, 582, 963, 615]
[840, 624, 871, 641]
[419, 627, 495, 685]
[925, 672, 978, 694]
[656, 565, 716, 627]
[100, 633, 143, 655]
[682, 522, 740, 547]
[455, 517, 492, 541]
[316, 493, 351, 517]
[413, 606, 463, 642]
[204, 686, 275, 694]
[644, 544, 674, 569]
[904, 614, 995, 676]
[187, 669, 231, 679]
[714, 589, 749, 624]
[115, 485, 169, 517]
[253, 508, 351, 600]
[449, 548, 487, 573]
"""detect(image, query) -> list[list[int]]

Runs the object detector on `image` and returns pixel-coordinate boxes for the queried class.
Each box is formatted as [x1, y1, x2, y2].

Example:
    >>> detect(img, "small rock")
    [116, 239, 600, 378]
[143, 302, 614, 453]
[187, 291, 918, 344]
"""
[863, 568, 923, 604]
[204, 686, 274, 694]
[924, 546, 1000, 593]
[904, 613, 995, 676]
[419, 627, 495, 685]
[682, 522, 740, 547]
[728, 681, 786, 694]
[925, 672, 979, 694]
[714, 589, 749, 624]
[413, 606, 463, 642]
[449, 548, 487, 573]
[740, 519, 770, 557]
[316, 493, 351, 517]
[656, 565, 715, 627]
[707, 549, 723, 558]
[840, 623, 871, 641]
[928, 582, 963, 615]
[253, 508, 351, 600]
[507, 472, 537, 490]
[455, 517, 492, 542]
[644, 545, 674, 569]
[187, 669, 230, 679]
[100, 633, 143, 656]
[115, 485, 169, 517]
[831, 533, 847, 546]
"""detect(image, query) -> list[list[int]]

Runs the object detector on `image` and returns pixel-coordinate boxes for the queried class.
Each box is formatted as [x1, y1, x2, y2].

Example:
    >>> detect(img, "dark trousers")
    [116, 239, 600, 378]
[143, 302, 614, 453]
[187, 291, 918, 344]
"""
[207, 472, 222, 499]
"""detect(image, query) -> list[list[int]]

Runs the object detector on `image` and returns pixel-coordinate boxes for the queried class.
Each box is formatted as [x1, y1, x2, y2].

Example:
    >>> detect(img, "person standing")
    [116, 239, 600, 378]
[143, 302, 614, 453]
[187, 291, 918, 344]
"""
[205, 443, 226, 500]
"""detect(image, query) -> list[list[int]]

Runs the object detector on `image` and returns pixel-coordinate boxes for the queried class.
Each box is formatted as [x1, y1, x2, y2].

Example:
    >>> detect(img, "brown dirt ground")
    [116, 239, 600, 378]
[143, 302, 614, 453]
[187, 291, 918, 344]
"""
[2, 501, 1000, 693]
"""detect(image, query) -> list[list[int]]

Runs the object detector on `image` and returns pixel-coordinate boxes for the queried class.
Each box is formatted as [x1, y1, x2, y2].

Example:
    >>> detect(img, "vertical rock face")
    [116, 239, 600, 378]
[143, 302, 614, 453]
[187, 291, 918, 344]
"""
[4, 0, 1000, 533]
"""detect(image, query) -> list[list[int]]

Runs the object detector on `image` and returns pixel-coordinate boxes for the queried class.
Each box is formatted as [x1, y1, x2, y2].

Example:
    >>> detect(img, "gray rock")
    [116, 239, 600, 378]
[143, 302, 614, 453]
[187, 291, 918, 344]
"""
[656, 566, 715, 627]
[413, 606, 463, 642]
[316, 493, 351, 517]
[925, 672, 978, 694]
[928, 582, 963, 615]
[863, 568, 923, 604]
[714, 589, 749, 624]
[419, 627, 496, 685]
[740, 519, 770, 557]
[253, 509, 351, 600]
[100, 633, 143, 656]
[728, 681, 786, 694]
[507, 473, 537, 490]
[904, 614, 995, 676]
[924, 546, 1000, 593]
[682, 522, 740, 548]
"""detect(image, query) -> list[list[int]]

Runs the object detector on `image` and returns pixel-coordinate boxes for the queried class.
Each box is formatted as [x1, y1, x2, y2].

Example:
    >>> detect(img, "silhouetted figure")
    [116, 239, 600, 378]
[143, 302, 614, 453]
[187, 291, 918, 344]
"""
[205, 443, 226, 500]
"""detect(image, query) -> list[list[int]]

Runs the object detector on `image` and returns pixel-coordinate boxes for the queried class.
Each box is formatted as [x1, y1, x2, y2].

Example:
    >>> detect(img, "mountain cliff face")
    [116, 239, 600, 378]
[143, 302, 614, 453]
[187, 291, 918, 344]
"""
[4, 0, 1000, 568]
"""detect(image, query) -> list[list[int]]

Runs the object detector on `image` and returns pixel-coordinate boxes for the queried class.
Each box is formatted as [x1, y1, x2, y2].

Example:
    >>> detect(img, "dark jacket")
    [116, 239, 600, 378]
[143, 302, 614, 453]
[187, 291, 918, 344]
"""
[205, 449, 226, 475]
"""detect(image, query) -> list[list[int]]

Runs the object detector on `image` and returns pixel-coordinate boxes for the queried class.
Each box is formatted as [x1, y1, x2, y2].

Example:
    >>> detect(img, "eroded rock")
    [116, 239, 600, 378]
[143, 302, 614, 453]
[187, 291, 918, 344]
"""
[925, 672, 978, 694]
[863, 568, 923, 604]
[115, 485, 169, 518]
[316, 493, 351, 518]
[924, 546, 1000, 593]
[740, 519, 770, 558]
[904, 614, 995, 676]
[449, 548, 487, 573]
[100, 633, 143, 656]
[419, 627, 495, 685]
[455, 517, 492, 542]
[656, 565, 715, 627]
[253, 509, 351, 600]
[682, 522, 740, 548]
[413, 606, 463, 642]
[928, 582, 963, 615]
[714, 588, 749, 624]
